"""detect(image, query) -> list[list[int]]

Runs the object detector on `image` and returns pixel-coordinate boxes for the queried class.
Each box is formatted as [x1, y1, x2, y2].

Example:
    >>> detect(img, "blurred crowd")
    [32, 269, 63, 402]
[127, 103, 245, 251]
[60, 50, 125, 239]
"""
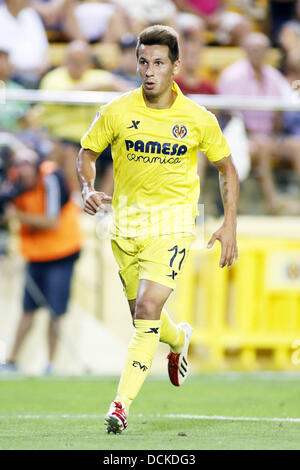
[1, 0, 300, 248]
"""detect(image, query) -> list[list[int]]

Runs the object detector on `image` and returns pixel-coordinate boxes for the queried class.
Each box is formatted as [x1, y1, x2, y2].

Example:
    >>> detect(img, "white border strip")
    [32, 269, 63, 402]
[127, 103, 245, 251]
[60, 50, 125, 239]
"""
[1, 414, 300, 423]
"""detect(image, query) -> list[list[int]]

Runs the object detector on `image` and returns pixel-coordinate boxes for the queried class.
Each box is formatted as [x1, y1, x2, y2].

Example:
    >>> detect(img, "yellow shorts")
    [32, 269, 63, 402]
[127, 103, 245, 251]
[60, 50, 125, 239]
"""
[111, 236, 194, 300]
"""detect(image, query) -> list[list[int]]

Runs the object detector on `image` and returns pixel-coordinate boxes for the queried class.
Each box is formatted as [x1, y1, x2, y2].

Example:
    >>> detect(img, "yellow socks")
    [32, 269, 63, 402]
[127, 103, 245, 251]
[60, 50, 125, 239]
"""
[159, 308, 185, 354]
[115, 319, 161, 412]
[115, 311, 184, 412]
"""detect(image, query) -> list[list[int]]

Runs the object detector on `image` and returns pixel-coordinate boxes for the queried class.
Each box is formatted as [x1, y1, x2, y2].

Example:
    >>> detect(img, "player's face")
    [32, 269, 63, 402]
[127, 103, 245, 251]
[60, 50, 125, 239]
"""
[137, 44, 180, 99]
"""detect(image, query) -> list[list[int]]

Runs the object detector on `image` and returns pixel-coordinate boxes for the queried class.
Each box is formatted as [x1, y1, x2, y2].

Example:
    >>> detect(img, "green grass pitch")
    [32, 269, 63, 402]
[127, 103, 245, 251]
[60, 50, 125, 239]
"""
[0, 373, 300, 450]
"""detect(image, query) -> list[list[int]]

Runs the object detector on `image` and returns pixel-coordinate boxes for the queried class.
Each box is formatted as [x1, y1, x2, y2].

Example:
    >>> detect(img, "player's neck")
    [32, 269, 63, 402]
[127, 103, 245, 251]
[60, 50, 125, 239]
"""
[143, 88, 177, 110]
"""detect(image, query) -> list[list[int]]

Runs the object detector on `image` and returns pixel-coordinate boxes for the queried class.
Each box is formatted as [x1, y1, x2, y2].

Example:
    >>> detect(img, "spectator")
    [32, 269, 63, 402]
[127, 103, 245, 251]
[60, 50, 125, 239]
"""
[278, 0, 300, 80]
[38, 40, 130, 196]
[0, 0, 49, 88]
[172, 0, 251, 45]
[0, 46, 30, 131]
[113, 35, 141, 88]
[264, 97, 300, 191]
[74, 0, 129, 43]
[270, 0, 296, 45]
[30, 0, 85, 41]
[176, 10, 204, 40]
[2, 150, 82, 375]
[269, 112, 300, 185]
[175, 30, 216, 95]
[175, 26, 217, 186]
[113, 0, 178, 35]
[218, 32, 293, 213]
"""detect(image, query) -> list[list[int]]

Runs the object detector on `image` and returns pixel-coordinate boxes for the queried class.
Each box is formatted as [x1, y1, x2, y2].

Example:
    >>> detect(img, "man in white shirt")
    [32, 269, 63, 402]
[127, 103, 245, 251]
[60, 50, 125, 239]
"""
[0, 0, 49, 87]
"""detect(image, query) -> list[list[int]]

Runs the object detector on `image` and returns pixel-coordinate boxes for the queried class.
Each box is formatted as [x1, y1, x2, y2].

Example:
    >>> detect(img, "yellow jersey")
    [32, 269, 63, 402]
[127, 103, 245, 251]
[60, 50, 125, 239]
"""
[81, 81, 230, 238]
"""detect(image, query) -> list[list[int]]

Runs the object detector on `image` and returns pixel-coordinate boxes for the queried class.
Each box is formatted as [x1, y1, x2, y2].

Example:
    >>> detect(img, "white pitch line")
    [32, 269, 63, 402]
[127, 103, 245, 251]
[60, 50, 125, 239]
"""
[158, 414, 300, 423]
[0, 414, 300, 423]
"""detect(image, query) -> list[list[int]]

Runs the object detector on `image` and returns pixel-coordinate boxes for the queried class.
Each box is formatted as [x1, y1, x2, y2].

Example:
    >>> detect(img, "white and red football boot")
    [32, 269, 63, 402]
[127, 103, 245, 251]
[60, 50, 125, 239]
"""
[167, 322, 194, 387]
[104, 401, 128, 434]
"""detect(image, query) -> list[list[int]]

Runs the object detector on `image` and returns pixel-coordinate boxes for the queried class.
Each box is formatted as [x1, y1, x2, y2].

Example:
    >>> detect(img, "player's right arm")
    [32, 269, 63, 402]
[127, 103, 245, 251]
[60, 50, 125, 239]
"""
[77, 104, 115, 215]
[76, 148, 112, 216]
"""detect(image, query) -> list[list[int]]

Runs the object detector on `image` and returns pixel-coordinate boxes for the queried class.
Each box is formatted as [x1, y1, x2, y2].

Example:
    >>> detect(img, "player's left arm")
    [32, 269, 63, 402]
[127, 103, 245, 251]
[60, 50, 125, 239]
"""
[207, 155, 239, 268]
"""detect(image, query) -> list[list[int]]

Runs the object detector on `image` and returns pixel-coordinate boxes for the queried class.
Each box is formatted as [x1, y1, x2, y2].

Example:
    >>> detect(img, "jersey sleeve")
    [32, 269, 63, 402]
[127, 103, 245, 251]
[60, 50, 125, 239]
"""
[80, 105, 115, 153]
[198, 110, 231, 162]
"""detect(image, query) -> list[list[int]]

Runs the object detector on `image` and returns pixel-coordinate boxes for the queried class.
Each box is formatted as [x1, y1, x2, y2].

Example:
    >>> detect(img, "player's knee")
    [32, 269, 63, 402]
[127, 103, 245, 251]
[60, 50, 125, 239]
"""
[135, 298, 161, 321]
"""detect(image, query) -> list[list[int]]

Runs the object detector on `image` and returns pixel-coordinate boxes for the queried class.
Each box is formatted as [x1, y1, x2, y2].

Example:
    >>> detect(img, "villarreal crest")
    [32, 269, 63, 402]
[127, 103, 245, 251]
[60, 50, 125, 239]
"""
[172, 124, 187, 139]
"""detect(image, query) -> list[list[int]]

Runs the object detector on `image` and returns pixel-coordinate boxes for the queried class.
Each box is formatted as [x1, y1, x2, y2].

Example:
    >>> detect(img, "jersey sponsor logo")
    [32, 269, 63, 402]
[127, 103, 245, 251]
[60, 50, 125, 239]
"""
[125, 139, 187, 156]
[125, 139, 187, 165]
[127, 154, 181, 164]
[172, 124, 187, 139]
[127, 120, 140, 129]
[132, 360, 148, 371]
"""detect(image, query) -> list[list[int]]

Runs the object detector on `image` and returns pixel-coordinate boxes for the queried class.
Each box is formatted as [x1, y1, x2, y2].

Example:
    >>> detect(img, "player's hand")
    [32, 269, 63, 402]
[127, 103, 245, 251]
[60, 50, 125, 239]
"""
[207, 224, 238, 268]
[82, 190, 112, 216]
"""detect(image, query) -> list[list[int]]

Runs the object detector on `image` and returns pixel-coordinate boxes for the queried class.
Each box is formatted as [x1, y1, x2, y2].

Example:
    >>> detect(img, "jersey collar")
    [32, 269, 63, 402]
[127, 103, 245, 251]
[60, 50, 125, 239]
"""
[138, 81, 183, 112]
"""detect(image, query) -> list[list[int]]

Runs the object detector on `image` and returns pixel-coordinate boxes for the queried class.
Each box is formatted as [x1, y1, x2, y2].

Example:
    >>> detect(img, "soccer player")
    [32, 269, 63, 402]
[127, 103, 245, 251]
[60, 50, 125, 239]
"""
[77, 25, 239, 434]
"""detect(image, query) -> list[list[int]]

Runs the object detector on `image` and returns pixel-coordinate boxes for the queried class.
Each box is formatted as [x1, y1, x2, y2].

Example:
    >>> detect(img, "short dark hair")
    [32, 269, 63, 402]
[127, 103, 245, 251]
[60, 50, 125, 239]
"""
[136, 25, 180, 63]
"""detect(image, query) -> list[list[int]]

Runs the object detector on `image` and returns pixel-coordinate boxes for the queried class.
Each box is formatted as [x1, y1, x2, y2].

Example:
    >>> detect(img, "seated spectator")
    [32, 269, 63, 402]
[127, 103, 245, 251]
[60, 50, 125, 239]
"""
[113, 35, 141, 88]
[0, 0, 49, 88]
[112, 0, 177, 35]
[175, 23, 217, 186]
[175, 25, 216, 95]
[74, 0, 129, 43]
[38, 40, 130, 196]
[270, 0, 296, 45]
[176, 10, 204, 40]
[278, 0, 300, 80]
[263, 106, 300, 191]
[0, 46, 30, 131]
[173, 0, 251, 45]
[217, 32, 293, 213]
[30, 0, 85, 41]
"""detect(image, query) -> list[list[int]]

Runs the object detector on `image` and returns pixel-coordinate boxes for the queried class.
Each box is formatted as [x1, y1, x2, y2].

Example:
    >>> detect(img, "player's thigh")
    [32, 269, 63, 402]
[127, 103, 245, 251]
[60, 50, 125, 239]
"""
[111, 238, 139, 301]
[138, 236, 194, 292]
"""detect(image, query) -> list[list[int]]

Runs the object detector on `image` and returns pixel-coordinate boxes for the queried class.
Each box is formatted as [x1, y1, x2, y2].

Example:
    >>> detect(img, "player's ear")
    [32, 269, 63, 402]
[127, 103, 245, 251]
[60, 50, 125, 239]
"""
[173, 59, 181, 76]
